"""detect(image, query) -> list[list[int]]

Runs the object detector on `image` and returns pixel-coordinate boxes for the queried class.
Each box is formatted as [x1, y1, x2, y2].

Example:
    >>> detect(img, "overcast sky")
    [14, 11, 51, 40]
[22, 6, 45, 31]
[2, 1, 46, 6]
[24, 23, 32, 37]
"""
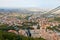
[0, 0, 60, 9]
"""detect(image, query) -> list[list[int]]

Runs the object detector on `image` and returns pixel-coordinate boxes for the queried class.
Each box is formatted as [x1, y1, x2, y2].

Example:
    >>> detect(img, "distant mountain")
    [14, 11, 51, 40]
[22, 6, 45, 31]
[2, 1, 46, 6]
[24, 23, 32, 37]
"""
[0, 8, 46, 15]
[0, 8, 31, 15]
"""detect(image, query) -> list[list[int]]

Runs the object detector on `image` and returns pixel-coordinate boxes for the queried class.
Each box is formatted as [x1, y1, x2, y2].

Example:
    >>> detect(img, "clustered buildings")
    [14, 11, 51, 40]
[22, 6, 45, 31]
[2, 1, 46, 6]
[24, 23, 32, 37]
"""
[0, 16, 60, 40]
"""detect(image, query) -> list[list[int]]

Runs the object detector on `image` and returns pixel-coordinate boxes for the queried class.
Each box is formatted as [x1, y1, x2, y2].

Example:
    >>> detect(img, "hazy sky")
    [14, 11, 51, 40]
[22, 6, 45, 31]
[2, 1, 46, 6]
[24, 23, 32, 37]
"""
[0, 0, 60, 9]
